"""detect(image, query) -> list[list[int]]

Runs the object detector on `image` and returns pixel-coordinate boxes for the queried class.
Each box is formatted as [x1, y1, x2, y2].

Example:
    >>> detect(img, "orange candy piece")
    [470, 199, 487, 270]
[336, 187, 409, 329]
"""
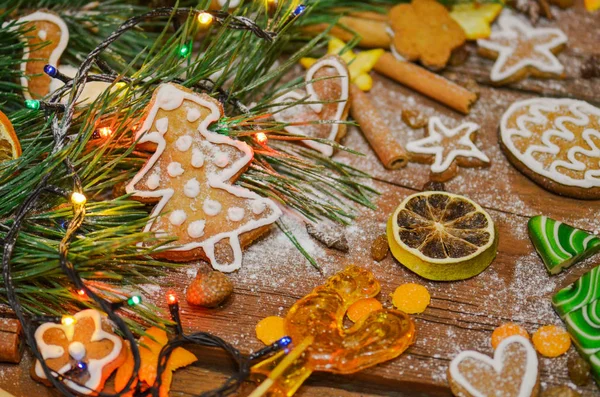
[137, 327, 198, 397]
[532, 325, 571, 357]
[392, 283, 430, 314]
[347, 298, 383, 322]
[491, 323, 530, 350]
[114, 341, 136, 397]
[256, 316, 286, 345]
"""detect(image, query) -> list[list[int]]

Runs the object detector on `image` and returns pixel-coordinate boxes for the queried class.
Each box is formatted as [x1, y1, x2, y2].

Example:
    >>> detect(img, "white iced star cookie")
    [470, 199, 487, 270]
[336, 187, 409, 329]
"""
[477, 12, 567, 85]
[406, 117, 490, 181]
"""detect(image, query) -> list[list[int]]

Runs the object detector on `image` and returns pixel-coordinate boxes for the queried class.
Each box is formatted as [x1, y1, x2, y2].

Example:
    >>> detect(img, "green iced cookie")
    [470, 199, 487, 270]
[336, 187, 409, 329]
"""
[528, 215, 600, 275]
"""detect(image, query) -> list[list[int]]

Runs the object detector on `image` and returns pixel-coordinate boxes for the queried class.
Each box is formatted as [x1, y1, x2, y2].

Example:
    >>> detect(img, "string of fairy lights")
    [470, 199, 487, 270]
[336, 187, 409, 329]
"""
[3, 5, 305, 396]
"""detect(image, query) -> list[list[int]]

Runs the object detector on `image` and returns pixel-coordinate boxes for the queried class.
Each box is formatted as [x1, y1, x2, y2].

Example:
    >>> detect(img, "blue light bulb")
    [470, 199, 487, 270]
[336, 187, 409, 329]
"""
[76, 361, 87, 371]
[292, 4, 306, 17]
[43, 64, 57, 77]
[277, 336, 292, 348]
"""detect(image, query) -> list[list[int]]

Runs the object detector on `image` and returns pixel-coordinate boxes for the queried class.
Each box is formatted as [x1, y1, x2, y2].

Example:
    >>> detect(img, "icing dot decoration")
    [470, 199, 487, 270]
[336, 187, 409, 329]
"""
[68, 341, 86, 361]
[155, 117, 169, 134]
[227, 207, 245, 222]
[187, 220, 206, 238]
[184, 178, 201, 198]
[167, 162, 184, 177]
[187, 108, 201, 122]
[169, 210, 187, 226]
[191, 148, 204, 168]
[176, 135, 193, 152]
[203, 199, 222, 216]
[147, 174, 160, 190]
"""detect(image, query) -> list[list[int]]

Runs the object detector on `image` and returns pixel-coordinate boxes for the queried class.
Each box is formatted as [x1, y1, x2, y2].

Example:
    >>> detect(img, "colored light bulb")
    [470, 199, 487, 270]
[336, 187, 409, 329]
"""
[77, 289, 86, 297]
[167, 292, 178, 305]
[97, 126, 113, 138]
[43, 64, 57, 77]
[197, 12, 213, 26]
[278, 336, 292, 347]
[127, 295, 142, 306]
[255, 132, 268, 144]
[25, 99, 40, 110]
[292, 4, 306, 16]
[76, 361, 87, 371]
[178, 43, 191, 58]
[61, 315, 76, 327]
[71, 192, 87, 205]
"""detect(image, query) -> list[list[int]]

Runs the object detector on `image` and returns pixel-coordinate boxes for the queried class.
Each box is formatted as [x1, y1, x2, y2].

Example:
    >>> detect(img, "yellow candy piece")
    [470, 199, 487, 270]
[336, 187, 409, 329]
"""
[300, 37, 383, 91]
[255, 316, 286, 345]
[392, 283, 431, 314]
[585, 0, 600, 11]
[450, 3, 504, 40]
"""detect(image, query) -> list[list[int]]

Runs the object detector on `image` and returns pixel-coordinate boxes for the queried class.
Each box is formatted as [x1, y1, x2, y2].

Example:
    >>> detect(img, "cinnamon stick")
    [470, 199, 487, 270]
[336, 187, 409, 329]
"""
[0, 318, 23, 363]
[374, 52, 478, 114]
[302, 16, 391, 49]
[350, 84, 408, 169]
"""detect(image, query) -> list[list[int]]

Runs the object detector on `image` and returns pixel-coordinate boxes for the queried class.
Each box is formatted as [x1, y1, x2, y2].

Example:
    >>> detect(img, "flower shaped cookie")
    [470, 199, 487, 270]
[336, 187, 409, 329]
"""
[33, 309, 126, 394]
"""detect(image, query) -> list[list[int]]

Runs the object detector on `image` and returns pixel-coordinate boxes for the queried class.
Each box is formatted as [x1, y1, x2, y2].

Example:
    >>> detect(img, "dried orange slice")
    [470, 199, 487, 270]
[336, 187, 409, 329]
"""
[387, 191, 498, 281]
[0, 110, 21, 161]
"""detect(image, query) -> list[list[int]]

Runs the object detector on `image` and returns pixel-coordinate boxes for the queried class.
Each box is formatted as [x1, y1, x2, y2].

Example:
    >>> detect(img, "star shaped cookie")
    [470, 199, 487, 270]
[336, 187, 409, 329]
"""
[406, 117, 490, 181]
[477, 13, 567, 84]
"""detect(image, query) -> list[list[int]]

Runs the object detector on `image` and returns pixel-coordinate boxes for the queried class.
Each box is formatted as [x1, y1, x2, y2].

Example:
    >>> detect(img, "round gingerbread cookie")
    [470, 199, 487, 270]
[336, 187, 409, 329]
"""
[499, 98, 600, 199]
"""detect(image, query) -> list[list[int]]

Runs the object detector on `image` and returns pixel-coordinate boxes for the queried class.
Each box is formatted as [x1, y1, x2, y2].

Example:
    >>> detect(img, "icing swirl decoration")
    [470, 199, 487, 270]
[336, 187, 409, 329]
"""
[552, 265, 600, 382]
[500, 98, 600, 199]
[126, 83, 281, 272]
[272, 55, 350, 157]
[477, 13, 567, 83]
[528, 215, 600, 275]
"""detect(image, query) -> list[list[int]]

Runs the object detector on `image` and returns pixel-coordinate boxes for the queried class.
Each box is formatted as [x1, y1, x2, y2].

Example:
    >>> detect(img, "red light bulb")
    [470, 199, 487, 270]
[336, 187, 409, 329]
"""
[255, 132, 267, 144]
[167, 292, 178, 305]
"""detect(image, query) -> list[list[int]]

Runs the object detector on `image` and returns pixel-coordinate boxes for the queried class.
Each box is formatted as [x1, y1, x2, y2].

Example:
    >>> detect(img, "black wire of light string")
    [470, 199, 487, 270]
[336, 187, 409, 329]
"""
[1, 7, 288, 397]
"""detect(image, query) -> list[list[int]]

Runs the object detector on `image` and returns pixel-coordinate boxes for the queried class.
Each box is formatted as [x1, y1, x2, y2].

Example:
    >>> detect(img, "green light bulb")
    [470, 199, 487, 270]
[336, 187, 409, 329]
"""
[25, 99, 40, 110]
[127, 296, 142, 306]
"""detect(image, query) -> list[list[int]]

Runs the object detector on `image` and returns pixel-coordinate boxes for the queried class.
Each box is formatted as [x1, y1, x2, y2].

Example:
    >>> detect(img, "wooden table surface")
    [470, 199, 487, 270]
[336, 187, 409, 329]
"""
[1, 3, 600, 396]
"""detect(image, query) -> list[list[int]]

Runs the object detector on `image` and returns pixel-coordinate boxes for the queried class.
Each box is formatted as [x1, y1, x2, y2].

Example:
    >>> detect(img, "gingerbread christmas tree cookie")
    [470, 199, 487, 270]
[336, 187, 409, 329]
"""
[406, 117, 490, 181]
[17, 11, 69, 99]
[528, 215, 600, 274]
[500, 98, 600, 199]
[477, 12, 567, 84]
[272, 55, 350, 157]
[126, 83, 281, 272]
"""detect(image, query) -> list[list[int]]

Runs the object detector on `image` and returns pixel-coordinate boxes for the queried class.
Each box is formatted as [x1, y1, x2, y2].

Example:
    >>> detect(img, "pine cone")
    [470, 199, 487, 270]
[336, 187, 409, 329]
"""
[186, 271, 233, 307]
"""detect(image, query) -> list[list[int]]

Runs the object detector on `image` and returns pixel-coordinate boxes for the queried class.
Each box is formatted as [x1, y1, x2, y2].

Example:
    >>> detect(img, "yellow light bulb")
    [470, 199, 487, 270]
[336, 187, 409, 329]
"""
[61, 315, 76, 327]
[71, 192, 87, 206]
[256, 132, 268, 144]
[198, 12, 213, 26]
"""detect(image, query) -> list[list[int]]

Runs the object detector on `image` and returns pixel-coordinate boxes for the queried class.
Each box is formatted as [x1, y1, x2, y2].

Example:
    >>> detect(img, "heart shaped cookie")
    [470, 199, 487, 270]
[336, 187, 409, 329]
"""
[449, 336, 539, 397]
[272, 54, 350, 157]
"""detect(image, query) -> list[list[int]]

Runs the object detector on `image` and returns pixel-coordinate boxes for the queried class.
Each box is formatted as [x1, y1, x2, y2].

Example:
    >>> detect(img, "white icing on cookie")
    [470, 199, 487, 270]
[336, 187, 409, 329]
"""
[125, 84, 282, 272]
[169, 210, 187, 226]
[227, 207, 245, 222]
[477, 12, 567, 82]
[203, 199, 222, 216]
[187, 108, 201, 123]
[34, 309, 122, 395]
[500, 98, 600, 189]
[155, 117, 169, 134]
[37, 29, 47, 40]
[68, 341, 86, 361]
[191, 148, 205, 168]
[272, 57, 349, 157]
[184, 178, 201, 198]
[187, 220, 206, 238]
[406, 117, 490, 174]
[214, 151, 229, 168]
[251, 200, 266, 215]
[167, 162, 184, 177]
[16, 11, 69, 100]
[176, 135, 193, 152]
[449, 336, 538, 397]
[147, 174, 160, 190]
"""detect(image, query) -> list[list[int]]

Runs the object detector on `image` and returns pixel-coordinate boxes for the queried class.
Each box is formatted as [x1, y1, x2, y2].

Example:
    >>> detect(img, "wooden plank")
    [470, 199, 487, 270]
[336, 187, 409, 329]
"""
[2, 4, 600, 397]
